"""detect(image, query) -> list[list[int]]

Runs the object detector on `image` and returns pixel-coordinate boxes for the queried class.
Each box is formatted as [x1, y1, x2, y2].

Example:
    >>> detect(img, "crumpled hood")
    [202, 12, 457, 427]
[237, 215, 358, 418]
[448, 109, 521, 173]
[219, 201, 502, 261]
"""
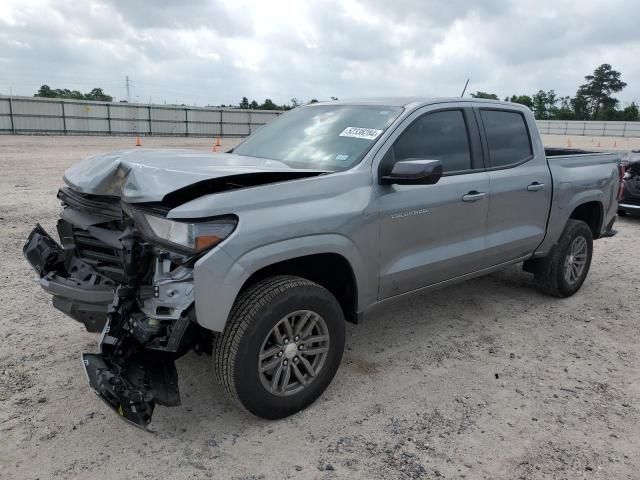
[63, 149, 324, 203]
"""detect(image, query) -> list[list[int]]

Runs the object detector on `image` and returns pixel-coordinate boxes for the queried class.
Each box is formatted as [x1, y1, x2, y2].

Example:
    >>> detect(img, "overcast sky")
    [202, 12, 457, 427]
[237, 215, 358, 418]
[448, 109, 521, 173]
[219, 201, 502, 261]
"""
[1, 0, 639, 106]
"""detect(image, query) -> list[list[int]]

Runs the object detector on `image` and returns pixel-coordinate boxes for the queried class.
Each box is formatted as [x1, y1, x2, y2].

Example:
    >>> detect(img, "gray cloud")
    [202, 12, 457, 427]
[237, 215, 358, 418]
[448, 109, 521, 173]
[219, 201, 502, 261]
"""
[98, 0, 252, 35]
[0, 0, 638, 106]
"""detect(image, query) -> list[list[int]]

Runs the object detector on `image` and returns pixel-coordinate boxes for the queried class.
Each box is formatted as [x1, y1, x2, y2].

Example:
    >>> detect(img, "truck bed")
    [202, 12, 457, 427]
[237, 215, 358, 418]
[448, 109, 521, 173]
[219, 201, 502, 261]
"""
[545, 147, 601, 157]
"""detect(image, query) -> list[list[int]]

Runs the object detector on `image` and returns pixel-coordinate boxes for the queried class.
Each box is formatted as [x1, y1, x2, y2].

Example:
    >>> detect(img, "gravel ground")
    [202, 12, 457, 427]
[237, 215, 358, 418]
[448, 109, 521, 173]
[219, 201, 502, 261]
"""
[1, 135, 639, 480]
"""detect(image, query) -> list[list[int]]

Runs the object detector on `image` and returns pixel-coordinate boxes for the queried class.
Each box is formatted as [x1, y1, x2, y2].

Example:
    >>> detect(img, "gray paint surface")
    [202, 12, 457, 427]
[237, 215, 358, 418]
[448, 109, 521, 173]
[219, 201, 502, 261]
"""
[63, 149, 326, 202]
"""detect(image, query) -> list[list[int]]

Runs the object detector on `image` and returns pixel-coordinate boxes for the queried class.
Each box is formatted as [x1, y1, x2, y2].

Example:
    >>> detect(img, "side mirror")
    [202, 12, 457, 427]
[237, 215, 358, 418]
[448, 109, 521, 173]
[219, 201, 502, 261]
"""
[380, 159, 443, 185]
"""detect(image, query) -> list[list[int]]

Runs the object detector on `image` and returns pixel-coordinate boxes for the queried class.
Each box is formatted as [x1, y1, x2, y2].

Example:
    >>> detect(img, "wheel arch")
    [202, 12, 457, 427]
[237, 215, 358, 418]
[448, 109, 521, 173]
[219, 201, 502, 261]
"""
[238, 252, 359, 323]
[194, 234, 374, 332]
[569, 200, 603, 238]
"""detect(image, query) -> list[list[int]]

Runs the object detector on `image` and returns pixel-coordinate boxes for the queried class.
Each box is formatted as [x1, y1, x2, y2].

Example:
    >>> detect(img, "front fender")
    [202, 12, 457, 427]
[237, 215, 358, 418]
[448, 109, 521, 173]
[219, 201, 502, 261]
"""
[193, 234, 373, 332]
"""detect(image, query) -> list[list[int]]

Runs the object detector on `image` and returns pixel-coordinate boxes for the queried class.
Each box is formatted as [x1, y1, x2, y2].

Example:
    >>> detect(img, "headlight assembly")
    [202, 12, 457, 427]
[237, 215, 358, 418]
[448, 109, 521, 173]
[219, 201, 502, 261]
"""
[131, 210, 237, 254]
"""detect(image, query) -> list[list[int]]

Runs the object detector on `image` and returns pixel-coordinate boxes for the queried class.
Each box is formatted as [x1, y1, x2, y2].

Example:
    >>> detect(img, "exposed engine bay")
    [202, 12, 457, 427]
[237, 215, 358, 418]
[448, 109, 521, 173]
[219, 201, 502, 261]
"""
[24, 188, 208, 427]
[22, 149, 329, 427]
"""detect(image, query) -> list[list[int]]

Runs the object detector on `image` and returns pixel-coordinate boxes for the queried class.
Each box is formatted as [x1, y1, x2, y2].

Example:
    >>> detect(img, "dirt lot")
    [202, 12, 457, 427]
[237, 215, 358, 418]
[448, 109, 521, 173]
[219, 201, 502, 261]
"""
[1, 135, 639, 480]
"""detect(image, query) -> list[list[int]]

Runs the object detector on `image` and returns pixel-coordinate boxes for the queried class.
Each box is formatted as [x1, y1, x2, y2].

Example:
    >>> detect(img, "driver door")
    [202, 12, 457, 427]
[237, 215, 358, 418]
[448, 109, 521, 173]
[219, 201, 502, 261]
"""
[376, 106, 490, 299]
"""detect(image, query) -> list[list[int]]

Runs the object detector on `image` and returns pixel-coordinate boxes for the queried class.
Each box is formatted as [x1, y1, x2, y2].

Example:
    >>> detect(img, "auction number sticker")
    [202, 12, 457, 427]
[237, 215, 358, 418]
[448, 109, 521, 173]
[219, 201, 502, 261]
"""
[339, 127, 383, 140]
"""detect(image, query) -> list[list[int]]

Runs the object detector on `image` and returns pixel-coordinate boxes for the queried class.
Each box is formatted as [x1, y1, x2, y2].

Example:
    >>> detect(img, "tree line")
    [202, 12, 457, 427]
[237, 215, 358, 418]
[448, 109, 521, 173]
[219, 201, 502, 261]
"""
[31, 64, 638, 120]
[32, 86, 332, 110]
[34, 85, 113, 102]
[228, 96, 338, 110]
[470, 64, 639, 121]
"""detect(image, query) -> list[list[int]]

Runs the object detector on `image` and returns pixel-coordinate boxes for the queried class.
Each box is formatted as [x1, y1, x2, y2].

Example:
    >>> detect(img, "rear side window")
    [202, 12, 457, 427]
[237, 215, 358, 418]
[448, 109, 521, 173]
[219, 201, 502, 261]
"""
[391, 110, 472, 173]
[480, 110, 532, 168]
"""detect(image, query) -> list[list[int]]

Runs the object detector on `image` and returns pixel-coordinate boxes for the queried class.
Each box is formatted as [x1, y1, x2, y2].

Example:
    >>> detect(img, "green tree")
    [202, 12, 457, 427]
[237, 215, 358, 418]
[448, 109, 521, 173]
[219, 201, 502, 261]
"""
[35, 84, 113, 101]
[309, 98, 319, 104]
[508, 95, 533, 109]
[249, 100, 259, 109]
[620, 102, 639, 121]
[35, 85, 56, 98]
[575, 64, 627, 120]
[470, 91, 499, 100]
[239, 96, 250, 109]
[260, 98, 278, 110]
[554, 96, 575, 120]
[531, 90, 558, 119]
[84, 88, 113, 102]
[570, 92, 590, 120]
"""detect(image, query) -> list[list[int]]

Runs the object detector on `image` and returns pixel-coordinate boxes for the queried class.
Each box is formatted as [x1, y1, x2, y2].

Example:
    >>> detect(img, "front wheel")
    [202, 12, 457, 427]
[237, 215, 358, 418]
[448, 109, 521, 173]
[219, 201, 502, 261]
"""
[533, 219, 593, 298]
[213, 276, 345, 419]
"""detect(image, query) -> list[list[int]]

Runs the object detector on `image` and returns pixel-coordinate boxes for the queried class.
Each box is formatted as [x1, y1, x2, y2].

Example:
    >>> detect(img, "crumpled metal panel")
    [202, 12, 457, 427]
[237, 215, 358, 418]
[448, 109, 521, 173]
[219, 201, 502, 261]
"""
[62, 149, 320, 203]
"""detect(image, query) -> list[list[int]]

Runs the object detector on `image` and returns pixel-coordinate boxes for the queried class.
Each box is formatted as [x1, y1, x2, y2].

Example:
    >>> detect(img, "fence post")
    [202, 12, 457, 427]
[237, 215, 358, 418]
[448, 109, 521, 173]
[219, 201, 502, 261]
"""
[61, 101, 67, 135]
[107, 104, 112, 134]
[219, 109, 223, 138]
[148, 105, 152, 136]
[185, 108, 189, 137]
[8, 95, 16, 135]
[247, 111, 252, 136]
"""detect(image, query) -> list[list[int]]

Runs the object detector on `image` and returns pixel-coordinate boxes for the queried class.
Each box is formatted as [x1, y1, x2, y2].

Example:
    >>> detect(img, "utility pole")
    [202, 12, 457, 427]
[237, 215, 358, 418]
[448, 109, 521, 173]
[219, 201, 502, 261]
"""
[9, 86, 16, 135]
[125, 76, 131, 102]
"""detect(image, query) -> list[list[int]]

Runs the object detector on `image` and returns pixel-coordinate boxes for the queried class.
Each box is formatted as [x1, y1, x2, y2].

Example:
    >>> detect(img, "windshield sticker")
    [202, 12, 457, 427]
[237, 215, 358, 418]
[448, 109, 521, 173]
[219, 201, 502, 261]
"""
[335, 153, 350, 162]
[339, 127, 383, 140]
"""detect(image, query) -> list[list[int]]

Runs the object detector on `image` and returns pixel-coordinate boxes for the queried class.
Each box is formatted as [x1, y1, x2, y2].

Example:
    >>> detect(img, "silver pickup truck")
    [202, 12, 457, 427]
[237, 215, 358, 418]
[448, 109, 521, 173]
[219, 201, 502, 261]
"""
[24, 98, 621, 427]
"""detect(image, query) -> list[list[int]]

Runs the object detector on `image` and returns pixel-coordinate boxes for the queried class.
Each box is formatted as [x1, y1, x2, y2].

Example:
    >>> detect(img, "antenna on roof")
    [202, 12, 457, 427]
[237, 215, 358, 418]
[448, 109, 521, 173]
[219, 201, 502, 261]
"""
[460, 78, 470, 98]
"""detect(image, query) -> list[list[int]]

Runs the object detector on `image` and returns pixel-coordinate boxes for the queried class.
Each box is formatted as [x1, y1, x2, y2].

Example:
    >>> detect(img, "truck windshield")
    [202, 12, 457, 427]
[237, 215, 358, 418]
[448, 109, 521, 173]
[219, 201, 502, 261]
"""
[233, 105, 403, 171]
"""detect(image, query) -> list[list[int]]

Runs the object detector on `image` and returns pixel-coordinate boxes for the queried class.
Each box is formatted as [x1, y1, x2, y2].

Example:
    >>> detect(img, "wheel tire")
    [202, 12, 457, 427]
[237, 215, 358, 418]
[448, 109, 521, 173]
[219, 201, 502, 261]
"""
[213, 275, 345, 419]
[534, 219, 593, 298]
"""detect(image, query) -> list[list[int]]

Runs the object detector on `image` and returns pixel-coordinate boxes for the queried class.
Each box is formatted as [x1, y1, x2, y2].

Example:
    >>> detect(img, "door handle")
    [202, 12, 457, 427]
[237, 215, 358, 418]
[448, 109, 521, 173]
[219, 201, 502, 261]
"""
[462, 191, 487, 202]
[527, 182, 546, 192]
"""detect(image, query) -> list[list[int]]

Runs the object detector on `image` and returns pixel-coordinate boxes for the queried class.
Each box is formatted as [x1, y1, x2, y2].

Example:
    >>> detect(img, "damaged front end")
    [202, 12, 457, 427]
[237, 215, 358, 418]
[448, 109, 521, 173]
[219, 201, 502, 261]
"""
[23, 188, 211, 428]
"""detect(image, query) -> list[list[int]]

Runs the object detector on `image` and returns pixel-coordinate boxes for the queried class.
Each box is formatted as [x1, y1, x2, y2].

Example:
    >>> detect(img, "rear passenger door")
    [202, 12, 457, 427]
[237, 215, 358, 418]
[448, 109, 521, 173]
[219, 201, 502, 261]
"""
[477, 108, 552, 265]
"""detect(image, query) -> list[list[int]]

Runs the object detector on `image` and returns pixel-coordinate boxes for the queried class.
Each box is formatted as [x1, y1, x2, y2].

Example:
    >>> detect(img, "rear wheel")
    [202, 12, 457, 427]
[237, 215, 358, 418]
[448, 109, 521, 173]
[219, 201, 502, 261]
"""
[213, 275, 345, 419]
[533, 219, 593, 298]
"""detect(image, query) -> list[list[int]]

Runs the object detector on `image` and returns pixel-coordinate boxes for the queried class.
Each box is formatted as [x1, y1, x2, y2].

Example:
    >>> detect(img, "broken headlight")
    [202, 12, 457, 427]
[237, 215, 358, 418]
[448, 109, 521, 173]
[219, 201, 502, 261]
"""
[132, 211, 237, 254]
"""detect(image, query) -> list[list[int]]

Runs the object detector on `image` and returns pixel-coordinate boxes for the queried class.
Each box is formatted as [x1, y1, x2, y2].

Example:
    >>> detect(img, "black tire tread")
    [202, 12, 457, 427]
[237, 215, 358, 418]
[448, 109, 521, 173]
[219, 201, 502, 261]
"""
[534, 219, 593, 298]
[212, 275, 323, 411]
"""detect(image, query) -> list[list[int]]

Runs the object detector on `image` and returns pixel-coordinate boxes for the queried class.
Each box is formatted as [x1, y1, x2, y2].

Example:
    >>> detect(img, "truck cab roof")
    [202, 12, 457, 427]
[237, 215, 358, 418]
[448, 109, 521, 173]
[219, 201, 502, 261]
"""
[313, 97, 526, 111]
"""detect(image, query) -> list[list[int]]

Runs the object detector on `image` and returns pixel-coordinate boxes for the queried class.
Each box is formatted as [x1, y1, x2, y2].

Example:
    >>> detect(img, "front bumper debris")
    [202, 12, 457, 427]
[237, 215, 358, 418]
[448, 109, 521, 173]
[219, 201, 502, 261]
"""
[23, 224, 114, 332]
[82, 349, 180, 428]
[24, 220, 203, 428]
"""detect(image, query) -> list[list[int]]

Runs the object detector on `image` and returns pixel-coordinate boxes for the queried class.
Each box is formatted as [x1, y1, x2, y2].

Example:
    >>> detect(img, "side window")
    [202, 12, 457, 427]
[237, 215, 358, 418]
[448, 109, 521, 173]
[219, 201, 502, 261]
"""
[389, 110, 472, 173]
[480, 110, 532, 168]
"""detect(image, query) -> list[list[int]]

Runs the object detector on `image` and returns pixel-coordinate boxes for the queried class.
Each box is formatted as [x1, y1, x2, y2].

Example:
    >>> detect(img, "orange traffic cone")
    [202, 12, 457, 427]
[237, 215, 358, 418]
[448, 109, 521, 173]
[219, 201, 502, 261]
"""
[135, 136, 141, 147]
[215, 137, 221, 147]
